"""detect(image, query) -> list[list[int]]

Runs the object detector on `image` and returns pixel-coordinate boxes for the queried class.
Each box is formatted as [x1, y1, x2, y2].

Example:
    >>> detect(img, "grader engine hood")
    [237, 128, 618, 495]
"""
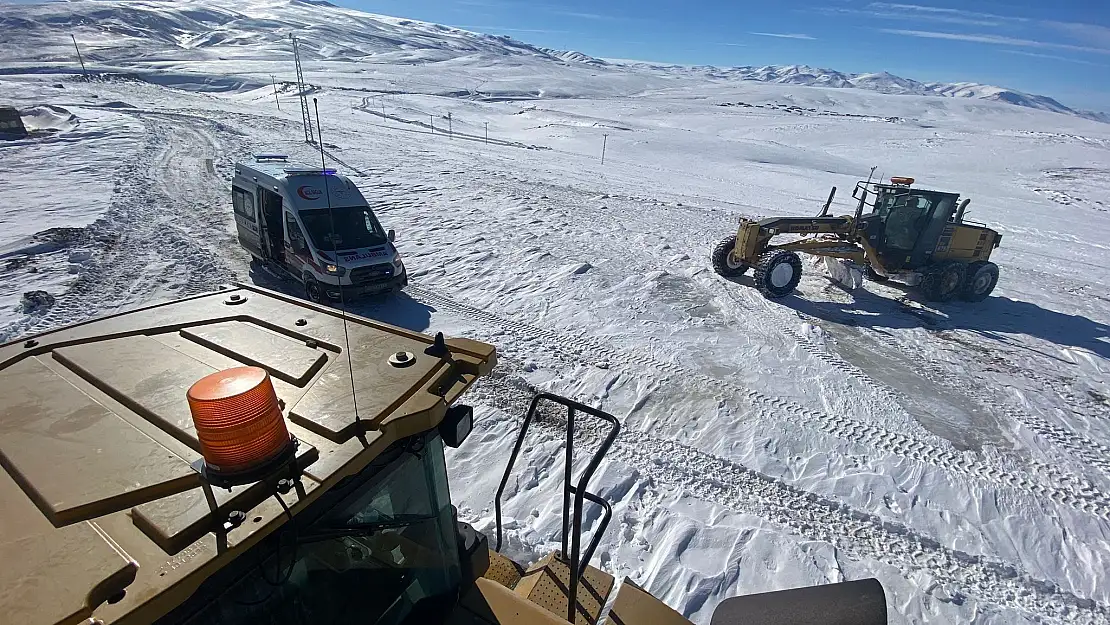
[0, 284, 495, 625]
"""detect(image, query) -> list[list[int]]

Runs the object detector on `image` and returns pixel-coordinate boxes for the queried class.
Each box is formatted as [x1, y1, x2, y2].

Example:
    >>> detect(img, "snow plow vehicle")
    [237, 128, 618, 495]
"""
[233, 155, 407, 303]
[0, 284, 888, 625]
[712, 176, 1002, 302]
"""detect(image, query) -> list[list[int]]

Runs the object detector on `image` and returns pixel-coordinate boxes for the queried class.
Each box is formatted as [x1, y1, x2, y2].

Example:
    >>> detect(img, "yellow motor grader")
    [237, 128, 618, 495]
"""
[712, 176, 1002, 301]
[0, 284, 888, 625]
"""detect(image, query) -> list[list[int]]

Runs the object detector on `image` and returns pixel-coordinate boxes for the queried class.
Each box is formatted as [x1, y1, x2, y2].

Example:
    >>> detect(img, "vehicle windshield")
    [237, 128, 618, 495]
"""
[299, 206, 387, 251]
[166, 434, 460, 625]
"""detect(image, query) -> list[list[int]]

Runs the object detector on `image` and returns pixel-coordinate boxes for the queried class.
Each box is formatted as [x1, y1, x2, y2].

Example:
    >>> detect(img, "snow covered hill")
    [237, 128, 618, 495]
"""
[617, 61, 1095, 118]
[0, 0, 608, 67]
[0, 0, 1103, 120]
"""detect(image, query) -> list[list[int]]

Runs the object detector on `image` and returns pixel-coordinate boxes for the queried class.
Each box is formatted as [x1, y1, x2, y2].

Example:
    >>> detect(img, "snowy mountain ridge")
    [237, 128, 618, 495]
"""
[616, 61, 1104, 120]
[0, 0, 1103, 120]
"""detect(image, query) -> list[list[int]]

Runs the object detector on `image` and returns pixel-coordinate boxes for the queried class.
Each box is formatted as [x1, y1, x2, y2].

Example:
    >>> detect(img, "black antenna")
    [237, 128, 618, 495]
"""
[313, 98, 360, 425]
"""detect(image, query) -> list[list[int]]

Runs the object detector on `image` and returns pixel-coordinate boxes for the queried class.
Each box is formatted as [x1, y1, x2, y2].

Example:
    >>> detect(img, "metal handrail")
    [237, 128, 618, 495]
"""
[567, 486, 613, 587]
[493, 392, 620, 624]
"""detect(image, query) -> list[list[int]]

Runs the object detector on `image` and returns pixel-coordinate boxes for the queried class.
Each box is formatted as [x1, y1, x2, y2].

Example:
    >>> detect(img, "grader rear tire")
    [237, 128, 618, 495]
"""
[754, 250, 802, 298]
[960, 261, 999, 302]
[920, 261, 966, 302]
[712, 236, 749, 277]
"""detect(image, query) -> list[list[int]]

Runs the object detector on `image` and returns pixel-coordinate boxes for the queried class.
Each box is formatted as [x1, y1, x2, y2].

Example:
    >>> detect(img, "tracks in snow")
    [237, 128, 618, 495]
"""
[408, 284, 1110, 521]
[721, 280, 1110, 492]
[2, 112, 238, 341]
[879, 331, 1110, 484]
[473, 172, 1110, 503]
[331, 138, 1110, 518]
[473, 368, 1109, 625]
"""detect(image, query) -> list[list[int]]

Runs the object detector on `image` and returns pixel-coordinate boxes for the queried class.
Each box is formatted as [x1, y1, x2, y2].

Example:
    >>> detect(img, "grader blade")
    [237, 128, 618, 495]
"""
[822, 257, 863, 289]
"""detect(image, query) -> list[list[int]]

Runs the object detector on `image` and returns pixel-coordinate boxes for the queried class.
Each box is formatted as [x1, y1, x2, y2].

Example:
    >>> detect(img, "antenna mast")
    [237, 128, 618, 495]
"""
[313, 99, 359, 425]
[292, 35, 314, 144]
[71, 35, 88, 81]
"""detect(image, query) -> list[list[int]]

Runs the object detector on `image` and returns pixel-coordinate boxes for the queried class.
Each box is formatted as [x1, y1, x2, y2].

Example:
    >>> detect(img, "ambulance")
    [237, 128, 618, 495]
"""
[232, 155, 407, 302]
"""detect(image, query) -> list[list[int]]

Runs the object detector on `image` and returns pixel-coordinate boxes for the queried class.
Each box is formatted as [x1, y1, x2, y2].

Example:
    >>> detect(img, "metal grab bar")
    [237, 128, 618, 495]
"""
[493, 392, 620, 623]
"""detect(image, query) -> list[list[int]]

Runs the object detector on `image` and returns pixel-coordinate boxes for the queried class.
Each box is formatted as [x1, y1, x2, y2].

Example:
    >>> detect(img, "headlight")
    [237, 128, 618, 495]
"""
[392, 254, 404, 270]
[325, 264, 346, 276]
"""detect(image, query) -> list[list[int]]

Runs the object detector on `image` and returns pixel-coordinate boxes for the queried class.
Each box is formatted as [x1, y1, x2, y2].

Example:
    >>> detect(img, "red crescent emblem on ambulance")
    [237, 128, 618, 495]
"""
[297, 185, 322, 200]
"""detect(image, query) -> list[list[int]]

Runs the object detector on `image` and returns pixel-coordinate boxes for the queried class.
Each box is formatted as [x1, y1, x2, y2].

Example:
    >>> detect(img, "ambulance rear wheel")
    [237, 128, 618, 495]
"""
[304, 276, 324, 304]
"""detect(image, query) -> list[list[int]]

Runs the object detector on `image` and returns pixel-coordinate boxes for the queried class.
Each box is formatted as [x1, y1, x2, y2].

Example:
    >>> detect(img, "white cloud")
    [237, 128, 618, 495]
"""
[867, 3, 1024, 22]
[862, 2, 1014, 26]
[998, 49, 1109, 68]
[878, 28, 1110, 55]
[749, 32, 816, 40]
[1043, 21, 1110, 48]
[550, 10, 611, 21]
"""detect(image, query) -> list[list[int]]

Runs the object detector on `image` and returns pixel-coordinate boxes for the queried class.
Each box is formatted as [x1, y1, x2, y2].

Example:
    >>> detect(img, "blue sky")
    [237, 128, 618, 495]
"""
[347, 0, 1110, 110]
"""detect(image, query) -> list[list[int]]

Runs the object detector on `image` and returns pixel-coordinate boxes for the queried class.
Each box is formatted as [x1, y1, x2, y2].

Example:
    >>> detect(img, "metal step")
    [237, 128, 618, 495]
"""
[605, 577, 693, 625]
[451, 577, 567, 625]
[483, 548, 525, 590]
[513, 552, 615, 625]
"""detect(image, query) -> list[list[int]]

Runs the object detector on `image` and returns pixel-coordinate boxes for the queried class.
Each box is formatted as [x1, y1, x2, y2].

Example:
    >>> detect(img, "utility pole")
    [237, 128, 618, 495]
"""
[291, 34, 314, 144]
[484, 121, 489, 144]
[71, 35, 88, 81]
[601, 133, 609, 165]
[270, 75, 280, 110]
[430, 115, 434, 133]
[447, 112, 452, 138]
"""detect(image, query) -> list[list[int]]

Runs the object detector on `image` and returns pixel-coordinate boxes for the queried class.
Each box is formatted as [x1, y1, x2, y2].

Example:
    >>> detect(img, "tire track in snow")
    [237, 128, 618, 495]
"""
[874, 331, 1110, 485]
[710, 272, 1110, 491]
[585, 191, 1110, 501]
[476, 171, 955, 441]
[560, 185, 1110, 487]
[337, 130, 1110, 512]
[703, 269, 924, 415]
[472, 369, 1109, 625]
[400, 147, 1106, 494]
[408, 284, 1110, 520]
[2, 114, 237, 342]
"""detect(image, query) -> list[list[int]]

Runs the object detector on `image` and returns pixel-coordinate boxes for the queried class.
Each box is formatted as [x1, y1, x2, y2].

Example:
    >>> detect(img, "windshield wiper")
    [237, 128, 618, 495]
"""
[298, 515, 436, 542]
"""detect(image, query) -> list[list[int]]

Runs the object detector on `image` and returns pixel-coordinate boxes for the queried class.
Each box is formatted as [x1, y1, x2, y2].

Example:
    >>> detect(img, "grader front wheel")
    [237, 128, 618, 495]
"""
[754, 250, 803, 298]
[712, 236, 749, 277]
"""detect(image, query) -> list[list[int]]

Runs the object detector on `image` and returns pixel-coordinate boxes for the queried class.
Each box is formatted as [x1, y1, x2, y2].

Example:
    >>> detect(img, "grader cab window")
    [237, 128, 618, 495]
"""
[166, 433, 460, 625]
[882, 194, 933, 251]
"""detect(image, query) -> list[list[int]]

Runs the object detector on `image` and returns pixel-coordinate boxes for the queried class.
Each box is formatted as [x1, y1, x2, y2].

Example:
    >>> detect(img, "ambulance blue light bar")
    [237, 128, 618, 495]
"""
[283, 167, 337, 176]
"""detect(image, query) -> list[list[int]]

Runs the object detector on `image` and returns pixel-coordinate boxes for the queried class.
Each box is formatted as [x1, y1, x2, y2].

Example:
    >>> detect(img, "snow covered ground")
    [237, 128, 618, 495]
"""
[2, 1, 1109, 623]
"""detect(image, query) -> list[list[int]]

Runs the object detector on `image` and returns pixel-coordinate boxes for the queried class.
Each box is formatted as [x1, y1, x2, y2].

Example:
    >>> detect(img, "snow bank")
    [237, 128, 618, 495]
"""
[20, 105, 78, 133]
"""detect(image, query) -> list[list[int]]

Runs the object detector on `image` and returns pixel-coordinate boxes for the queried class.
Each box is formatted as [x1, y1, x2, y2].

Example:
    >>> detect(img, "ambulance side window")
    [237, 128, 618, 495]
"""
[232, 187, 255, 222]
[286, 213, 308, 251]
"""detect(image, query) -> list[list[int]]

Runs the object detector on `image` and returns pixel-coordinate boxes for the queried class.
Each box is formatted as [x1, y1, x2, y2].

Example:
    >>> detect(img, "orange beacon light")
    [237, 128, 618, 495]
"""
[187, 366, 296, 486]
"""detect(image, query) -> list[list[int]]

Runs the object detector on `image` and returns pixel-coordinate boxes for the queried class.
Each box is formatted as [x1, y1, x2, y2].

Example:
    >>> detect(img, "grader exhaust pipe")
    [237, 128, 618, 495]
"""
[954, 197, 970, 223]
[711, 578, 887, 625]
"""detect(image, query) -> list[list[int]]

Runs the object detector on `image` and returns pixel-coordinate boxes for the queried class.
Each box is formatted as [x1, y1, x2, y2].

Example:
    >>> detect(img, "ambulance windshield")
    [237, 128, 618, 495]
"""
[300, 206, 388, 251]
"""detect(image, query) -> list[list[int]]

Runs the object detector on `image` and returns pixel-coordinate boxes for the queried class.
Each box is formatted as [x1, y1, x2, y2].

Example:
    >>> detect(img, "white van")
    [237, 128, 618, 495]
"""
[232, 155, 407, 302]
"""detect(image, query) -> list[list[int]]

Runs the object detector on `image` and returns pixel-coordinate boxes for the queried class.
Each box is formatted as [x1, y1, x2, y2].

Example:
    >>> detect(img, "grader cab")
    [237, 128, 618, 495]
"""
[0, 284, 888, 625]
[712, 176, 1002, 302]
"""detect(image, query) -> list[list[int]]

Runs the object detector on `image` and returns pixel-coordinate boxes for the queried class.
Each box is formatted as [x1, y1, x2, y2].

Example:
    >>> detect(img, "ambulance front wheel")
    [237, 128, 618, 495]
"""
[304, 276, 324, 304]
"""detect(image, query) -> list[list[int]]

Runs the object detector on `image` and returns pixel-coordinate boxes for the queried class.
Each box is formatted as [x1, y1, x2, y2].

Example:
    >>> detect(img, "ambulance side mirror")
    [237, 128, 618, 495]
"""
[387, 229, 395, 242]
